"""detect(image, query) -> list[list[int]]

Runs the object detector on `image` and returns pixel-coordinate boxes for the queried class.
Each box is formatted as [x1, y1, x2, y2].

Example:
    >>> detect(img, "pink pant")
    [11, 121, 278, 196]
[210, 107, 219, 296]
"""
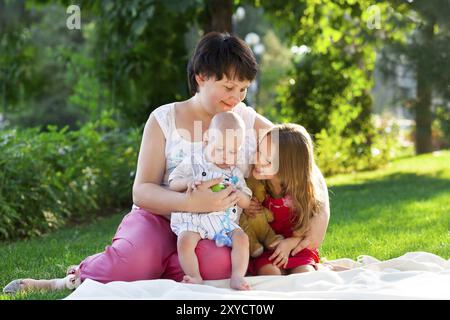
[78, 208, 232, 283]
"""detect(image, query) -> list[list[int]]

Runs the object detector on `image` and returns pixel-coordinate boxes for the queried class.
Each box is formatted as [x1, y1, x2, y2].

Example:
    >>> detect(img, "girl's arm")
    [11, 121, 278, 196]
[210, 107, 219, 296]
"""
[132, 113, 238, 216]
[291, 167, 330, 255]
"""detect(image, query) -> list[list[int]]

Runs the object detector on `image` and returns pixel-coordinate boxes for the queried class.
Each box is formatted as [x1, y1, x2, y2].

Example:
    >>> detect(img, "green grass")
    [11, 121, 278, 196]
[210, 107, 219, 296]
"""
[322, 150, 450, 261]
[1, 151, 449, 300]
[0, 212, 125, 300]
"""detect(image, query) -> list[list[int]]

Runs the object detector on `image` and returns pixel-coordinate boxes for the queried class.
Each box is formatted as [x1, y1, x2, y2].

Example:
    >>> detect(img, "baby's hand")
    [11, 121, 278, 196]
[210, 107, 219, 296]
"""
[243, 197, 263, 217]
[188, 180, 202, 192]
[224, 181, 237, 191]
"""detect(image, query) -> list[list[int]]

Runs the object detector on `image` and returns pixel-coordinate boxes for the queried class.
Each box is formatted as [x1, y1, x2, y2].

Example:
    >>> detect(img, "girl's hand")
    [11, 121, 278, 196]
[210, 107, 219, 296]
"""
[269, 238, 300, 268]
[291, 231, 316, 255]
[243, 197, 263, 217]
[187, 177, 238, 212]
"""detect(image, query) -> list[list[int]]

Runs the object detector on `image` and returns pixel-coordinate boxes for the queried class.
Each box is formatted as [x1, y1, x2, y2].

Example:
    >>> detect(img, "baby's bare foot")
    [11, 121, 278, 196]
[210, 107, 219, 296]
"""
[182, 275, 203, 285]
[230, 275, 250, 291]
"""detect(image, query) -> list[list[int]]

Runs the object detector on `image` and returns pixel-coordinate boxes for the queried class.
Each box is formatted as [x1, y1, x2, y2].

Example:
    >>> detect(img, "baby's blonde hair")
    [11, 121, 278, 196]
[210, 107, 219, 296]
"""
[207, 111, 245, 143]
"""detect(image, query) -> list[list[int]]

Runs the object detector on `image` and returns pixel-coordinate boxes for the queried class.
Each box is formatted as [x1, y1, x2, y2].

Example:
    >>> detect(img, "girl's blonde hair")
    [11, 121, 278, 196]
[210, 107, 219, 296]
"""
[268, 123, 324, 237]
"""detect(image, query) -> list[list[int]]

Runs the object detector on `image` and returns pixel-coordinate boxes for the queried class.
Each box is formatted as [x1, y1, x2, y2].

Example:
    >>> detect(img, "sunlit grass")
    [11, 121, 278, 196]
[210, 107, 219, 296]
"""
[321, 150, 450, 261]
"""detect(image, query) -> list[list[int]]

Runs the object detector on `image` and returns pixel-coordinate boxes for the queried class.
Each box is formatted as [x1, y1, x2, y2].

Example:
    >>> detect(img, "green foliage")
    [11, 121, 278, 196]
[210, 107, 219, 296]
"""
[257, 30, 293, 113]
[258, 0, 398, 175]
[1, 1, 202, 129]
[90, 0, 200, 126]
[0, 1, 36, 112]
[380, 1, 450, 153]
[0, 111, 140, 240]
[433, 105, 450, 150]
[1, 3, 91, 129]
[385, 0, 450, 99]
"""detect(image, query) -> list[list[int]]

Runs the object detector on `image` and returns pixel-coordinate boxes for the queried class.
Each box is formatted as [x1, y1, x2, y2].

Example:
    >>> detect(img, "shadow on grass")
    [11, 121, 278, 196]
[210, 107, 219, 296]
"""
[323, 172, 450, 260]
[328, 172, 450, 224]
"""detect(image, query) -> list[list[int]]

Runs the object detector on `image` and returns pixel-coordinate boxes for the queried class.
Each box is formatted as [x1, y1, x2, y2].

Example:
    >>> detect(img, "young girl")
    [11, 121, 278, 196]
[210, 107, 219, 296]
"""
[249, 123, 329, 275]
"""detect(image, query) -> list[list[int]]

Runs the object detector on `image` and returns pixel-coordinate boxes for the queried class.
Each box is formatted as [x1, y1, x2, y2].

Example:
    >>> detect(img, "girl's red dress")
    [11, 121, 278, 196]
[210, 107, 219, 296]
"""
[249, 193, 320, 274]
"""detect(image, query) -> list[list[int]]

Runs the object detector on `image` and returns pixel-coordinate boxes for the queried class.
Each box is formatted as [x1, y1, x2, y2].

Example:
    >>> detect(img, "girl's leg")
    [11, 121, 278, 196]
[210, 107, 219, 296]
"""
[289, 265, 316, 274]
[177, 231, 202, 284]
[257, 264, 286, 276]
[229, 229, 250, 290]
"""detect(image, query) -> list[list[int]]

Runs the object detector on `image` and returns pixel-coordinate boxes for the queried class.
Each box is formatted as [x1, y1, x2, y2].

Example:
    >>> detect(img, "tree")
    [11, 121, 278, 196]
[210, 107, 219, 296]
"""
[0, 0, 30, 113]
[202, 0, 233, 33]
[255, 0, 388, 174]
[383, 1, 450, 154]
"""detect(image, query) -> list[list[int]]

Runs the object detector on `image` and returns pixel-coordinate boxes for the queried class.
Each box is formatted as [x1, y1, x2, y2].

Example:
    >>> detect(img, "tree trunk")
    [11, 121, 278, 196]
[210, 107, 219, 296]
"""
[203, 0, 233, 33]
[414, 19, 434, 154]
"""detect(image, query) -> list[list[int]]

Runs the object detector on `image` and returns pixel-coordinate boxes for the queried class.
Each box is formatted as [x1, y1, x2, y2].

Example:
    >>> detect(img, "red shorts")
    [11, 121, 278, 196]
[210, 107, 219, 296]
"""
[248, 248, 320, 275]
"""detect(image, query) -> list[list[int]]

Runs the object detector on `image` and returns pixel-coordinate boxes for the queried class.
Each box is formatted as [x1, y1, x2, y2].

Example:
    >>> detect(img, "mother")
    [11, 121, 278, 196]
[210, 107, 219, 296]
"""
[5, 32, 329, 292]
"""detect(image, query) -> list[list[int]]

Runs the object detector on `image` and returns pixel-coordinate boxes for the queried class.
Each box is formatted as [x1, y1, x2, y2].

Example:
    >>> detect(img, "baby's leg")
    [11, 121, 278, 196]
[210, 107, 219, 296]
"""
[229, 229, 251, 290]
[177, 231, 203, 284]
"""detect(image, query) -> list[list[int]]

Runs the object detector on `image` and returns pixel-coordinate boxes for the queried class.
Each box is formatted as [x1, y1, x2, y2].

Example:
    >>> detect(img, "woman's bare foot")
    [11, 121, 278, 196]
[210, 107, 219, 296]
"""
[182, 275, 203, 285]
[230, 275, 250, 291]
[3, 275, 80, 294]
[66, 264, 80, 276]
[4, 278, 54, 293]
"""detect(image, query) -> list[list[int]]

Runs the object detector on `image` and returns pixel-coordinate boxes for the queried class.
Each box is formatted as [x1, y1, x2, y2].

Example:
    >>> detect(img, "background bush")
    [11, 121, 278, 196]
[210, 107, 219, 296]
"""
[0, 111, 140, 240]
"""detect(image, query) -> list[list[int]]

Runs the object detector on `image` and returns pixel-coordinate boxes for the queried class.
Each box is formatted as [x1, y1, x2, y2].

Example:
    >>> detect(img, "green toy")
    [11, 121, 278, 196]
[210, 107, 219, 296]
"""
[211, 183, 226, 192]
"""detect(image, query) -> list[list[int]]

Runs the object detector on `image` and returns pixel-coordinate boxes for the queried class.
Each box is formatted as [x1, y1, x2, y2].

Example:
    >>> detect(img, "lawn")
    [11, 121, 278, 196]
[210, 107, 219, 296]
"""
[1, 151, 449, 300]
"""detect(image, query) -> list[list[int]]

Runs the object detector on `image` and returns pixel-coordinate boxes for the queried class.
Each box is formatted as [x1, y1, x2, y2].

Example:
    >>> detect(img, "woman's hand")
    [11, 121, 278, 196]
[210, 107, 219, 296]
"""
[268, 238, 300, 268]
[243, 197, 263, 217]
[186, 177, 238, 212]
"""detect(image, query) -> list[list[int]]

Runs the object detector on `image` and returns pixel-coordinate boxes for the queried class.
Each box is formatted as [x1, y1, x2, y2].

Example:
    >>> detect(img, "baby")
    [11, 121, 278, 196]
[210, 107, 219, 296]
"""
[169, 111, 252, 290]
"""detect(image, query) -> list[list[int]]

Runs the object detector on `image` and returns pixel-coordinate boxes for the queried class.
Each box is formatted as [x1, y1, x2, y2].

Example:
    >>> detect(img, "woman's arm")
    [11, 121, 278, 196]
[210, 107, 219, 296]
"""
[132, 113, 189, 215]
[132, 113, 239, 215]
[168, 178, 190, 192]
[291, 167, 330, 255]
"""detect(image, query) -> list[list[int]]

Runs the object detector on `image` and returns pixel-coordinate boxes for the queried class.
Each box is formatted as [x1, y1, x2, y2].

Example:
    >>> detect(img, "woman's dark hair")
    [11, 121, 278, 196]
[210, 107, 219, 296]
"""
[187, 32, 258, 95]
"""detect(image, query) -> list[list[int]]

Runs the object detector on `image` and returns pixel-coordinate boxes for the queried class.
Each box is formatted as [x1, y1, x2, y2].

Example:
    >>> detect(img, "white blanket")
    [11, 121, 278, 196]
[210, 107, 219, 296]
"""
[65, 252, 450, 300]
